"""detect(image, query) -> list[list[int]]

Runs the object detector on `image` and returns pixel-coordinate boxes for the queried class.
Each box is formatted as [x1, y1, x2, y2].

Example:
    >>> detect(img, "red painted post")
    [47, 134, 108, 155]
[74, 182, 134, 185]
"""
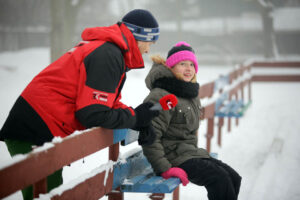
[235, 114, 239, 126]
[234, 93, 239, 127]
[217, 118, 224, 147]
[228, 118, 231, 133]
[33, 178, 47, 198]
[108, 144, 123, 200]
[172, 187, 180, 200]
[206, 118, 214, 153]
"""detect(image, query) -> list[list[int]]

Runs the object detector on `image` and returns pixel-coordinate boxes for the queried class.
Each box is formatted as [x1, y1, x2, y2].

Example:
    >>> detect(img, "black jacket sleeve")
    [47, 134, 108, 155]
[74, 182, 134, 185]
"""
[75, 42, 136, 129]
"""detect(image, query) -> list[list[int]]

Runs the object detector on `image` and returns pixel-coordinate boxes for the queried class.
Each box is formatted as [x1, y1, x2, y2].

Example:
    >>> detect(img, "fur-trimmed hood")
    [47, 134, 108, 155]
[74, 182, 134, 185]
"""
[145, 55, 174, 90]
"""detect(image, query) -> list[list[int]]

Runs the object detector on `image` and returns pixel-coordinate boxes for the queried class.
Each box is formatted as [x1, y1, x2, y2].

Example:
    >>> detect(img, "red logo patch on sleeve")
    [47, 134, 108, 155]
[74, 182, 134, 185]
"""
[93, 91, 108, 102]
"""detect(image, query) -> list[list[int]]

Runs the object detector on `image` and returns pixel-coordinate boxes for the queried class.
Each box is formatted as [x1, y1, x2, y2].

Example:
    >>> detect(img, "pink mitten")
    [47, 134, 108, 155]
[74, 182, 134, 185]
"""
[161, 167, 189, 186]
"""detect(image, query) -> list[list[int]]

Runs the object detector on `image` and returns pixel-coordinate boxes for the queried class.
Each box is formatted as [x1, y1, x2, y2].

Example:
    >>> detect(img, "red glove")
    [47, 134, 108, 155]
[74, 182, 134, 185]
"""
[161, 167, 189, 186]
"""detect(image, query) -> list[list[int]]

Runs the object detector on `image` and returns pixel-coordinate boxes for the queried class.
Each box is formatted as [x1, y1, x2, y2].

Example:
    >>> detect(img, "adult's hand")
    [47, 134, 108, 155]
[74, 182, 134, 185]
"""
[133, 102, 159, 130]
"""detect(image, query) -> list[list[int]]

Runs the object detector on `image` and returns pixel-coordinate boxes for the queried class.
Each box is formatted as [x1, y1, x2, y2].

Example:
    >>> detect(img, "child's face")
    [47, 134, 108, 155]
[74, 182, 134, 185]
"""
[171, 60, 196, 82]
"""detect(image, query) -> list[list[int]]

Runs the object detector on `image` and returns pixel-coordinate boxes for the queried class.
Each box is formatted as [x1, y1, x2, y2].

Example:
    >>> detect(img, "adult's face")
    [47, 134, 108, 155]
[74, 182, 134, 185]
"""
[137, 41, 155, 55]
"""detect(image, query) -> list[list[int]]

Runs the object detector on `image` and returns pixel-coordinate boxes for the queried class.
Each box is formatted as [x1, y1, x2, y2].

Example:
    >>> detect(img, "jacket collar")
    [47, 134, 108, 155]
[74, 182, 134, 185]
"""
[146, 63, 199, 98]
[81, 23, 144, 70]
[153, 76, 199, 99]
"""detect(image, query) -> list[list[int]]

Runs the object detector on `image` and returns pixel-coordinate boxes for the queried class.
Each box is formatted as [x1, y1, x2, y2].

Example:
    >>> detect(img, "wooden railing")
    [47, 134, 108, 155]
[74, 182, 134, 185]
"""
[248, 60, 300, 82]
[0, 128, 117, 199]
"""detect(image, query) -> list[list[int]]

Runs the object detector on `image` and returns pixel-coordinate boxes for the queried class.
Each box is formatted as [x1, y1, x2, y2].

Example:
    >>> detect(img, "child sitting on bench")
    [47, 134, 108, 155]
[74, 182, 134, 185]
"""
[141, 41, 242, 200]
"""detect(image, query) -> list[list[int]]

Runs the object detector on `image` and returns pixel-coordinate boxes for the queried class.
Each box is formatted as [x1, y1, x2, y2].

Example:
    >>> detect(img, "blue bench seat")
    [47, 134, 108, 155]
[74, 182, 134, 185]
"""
[214, 92, 251, 118]
[112, 149, 180, 193]
[112, 129, 218, 195]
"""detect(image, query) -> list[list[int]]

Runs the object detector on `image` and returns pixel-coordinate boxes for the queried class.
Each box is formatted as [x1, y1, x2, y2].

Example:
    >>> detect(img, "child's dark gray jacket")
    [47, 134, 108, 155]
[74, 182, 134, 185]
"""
[142, 59, 210, 174]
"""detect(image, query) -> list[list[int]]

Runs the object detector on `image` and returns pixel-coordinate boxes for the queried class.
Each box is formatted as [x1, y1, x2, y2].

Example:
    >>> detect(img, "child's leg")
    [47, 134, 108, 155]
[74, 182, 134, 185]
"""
[210, 157, 242, 195]
[179, 158, 238, 200]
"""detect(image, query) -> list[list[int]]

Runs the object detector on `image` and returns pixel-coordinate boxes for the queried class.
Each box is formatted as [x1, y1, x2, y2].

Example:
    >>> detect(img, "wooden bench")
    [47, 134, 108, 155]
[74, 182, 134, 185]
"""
[112, 129, 218, 199]
[212, 65, 252, 146]
[112, 129, 181, 200]
[214, 72, 250, 119]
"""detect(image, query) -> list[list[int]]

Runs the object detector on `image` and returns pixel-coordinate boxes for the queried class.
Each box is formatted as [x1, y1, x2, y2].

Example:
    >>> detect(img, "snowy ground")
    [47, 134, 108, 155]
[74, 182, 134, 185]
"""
[1, 48, 300, 200]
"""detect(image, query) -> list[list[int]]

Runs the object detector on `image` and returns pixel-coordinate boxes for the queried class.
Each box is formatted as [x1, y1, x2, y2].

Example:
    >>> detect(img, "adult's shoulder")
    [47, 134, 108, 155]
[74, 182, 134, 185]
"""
[84, 41, 124, 72]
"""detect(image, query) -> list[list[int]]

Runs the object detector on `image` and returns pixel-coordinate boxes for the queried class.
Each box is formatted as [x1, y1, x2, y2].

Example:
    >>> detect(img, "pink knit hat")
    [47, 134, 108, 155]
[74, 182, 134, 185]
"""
[165, 41, 198, 73]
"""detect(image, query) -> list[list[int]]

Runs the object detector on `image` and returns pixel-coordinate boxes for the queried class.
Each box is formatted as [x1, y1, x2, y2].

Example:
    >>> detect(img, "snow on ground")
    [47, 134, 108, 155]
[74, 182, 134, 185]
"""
[0, 48, 300, 200]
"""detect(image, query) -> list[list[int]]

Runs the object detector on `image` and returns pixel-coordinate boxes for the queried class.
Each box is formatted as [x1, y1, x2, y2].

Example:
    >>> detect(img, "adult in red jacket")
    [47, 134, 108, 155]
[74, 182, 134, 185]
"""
[0, 9, 159, 200]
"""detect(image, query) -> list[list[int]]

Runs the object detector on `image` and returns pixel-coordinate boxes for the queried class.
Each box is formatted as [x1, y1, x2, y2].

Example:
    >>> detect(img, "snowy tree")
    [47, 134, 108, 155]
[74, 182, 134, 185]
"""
[50, 0, 85, 62]
[256, 0, 278, 58]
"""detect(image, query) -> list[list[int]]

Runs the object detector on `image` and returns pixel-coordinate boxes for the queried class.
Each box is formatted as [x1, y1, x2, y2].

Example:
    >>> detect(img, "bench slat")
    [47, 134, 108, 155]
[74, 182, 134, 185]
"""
[113, 149, 181, 194]
[215, 98, 249, 118]
[121, 175, 180, 193]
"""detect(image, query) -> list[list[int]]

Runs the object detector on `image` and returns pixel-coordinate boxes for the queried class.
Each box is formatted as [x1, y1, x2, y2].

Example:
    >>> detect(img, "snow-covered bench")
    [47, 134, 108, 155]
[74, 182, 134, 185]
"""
[199, 65, 252, 149]
[112, 129, 181, 200]
[214, 66, 252, 119]
[112, 129, 217, 200]
[213, 66, 252, 142]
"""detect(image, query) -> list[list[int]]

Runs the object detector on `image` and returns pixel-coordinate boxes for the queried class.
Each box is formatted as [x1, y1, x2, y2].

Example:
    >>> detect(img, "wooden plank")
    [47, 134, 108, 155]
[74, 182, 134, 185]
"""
[252, 75, 300, 82]
[0, 127, 114, 198]
[121, 176, 180, 193]
[50, 170, 114, 200]
[172, 187, 179, 200]
[203, 103, 215, 119]
[217, 118, 224, 147]
[229, 84, 239, 99]
[206, 118, 214, 153]
[33, 178, 47, 198]
[113, 150, 152, 190]
[199, 81, 214, 98]
[251, 61, 300, 68]
[229, 70, 237, 83]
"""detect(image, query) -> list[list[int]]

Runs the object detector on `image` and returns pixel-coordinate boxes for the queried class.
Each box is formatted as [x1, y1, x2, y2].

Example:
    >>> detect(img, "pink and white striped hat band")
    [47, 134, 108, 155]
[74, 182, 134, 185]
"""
[165, 41, 198, 73]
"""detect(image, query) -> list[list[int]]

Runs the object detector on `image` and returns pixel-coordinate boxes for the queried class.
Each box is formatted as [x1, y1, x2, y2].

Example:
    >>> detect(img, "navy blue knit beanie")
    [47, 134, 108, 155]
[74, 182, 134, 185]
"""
[122, 9, 159, 42]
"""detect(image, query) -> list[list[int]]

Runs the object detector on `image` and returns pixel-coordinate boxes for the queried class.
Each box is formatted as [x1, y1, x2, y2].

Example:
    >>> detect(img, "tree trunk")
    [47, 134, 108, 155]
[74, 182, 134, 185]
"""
[257, 0, 277, 58]
[50, 0, 83, 62]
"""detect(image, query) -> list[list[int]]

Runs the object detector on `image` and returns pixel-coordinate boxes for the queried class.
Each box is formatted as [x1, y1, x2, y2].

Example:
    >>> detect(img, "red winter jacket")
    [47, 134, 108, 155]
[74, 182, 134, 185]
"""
[21, 23, 143, 138]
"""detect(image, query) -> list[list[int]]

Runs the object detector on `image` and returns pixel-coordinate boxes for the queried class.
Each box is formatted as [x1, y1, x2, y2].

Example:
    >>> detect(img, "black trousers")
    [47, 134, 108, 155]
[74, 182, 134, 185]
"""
[179, 157, 242, 200]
